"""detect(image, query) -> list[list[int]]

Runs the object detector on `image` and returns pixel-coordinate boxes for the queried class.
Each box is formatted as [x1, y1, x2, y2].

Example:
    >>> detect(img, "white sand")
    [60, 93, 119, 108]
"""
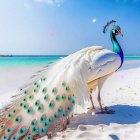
[0, 61, 140, 140]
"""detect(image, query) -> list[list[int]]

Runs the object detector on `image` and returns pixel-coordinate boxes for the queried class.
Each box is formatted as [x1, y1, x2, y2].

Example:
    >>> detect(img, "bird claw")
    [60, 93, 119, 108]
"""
[88, 107, 96, 110]
[96, 107, 115, 114]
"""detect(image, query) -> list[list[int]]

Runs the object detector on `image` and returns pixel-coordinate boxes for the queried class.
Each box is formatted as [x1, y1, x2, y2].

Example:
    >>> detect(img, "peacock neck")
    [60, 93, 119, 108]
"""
[110, 32, 124, 69]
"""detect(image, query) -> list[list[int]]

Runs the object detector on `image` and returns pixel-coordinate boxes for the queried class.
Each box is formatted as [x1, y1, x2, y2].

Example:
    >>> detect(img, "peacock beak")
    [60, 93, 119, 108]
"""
[119, 31, 123, 37]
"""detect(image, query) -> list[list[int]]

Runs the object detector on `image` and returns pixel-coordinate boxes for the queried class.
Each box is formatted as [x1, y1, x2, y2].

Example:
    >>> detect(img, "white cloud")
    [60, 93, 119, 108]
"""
[35, 0, 63, 5]
[24, 2, 31, 9]
[92, 18, 97, 23]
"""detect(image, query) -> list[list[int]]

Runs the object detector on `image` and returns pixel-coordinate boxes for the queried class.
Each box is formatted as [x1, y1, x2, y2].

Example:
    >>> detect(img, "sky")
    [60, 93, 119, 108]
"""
[0, 0, 140, 55]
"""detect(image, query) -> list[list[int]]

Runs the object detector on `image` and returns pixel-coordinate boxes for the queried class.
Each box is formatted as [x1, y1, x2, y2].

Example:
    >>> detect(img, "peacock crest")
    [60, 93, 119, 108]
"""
[103, 20, 117, 33]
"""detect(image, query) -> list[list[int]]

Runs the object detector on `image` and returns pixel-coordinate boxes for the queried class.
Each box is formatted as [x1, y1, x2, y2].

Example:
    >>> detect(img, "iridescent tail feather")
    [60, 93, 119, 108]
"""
[0, 77, 75, 139]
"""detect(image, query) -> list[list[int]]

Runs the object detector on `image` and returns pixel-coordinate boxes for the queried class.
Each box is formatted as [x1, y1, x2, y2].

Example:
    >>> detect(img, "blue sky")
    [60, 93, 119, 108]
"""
[0, 0, 139, 55]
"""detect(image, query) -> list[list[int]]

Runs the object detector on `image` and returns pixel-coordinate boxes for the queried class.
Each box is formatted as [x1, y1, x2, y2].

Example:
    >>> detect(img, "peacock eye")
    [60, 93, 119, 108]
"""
[44, 121, 49, 127]
[27, 107, 33, 114]
[6, 128, 13, 134]
[18, 127, 27, 136]
[49, 101, 55, 109]
[25, 135, 32, 140]
[31, 119, 37, 126]
[54, 113, 59, 120]
[40, 127, 47, 136]
[37, 104, 44, 112]
[31, 126, 39, 135]
[115, 30, 119, 33]
[40, 115, 47, 123]
[48, 117, 53, 124]
[15, 116, 22, 123]
[11, 135, 18, 140]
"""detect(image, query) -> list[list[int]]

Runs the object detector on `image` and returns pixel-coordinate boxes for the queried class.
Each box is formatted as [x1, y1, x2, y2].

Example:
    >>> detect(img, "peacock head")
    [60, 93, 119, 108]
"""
[112, 25, 123, 37]
[103, 20, 123, 37]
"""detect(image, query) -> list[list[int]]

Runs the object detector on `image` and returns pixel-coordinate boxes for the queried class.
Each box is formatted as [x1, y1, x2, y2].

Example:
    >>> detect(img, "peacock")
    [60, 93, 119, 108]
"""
[0, 20, 124, 139]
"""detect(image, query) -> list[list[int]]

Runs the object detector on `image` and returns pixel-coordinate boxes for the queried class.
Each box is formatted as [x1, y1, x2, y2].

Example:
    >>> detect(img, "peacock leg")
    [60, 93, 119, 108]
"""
[96, 74, 115, 114]
[89, 89, 95, 110]
[97, 89, 103, 113]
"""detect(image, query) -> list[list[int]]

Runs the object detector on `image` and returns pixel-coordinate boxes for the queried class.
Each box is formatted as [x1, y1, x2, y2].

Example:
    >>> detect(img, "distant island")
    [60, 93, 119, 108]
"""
[0, 55, 13, 57]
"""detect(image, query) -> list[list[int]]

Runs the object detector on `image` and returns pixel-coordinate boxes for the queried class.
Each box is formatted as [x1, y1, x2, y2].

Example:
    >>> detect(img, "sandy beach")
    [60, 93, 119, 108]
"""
[0, 60, 140, 140]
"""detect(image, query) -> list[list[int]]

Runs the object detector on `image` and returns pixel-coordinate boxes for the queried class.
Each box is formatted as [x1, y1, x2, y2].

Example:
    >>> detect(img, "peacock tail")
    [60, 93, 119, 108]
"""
[0, 46, 118, 139]
[0, 77, 75, 139]
[0, 47, 98, 140]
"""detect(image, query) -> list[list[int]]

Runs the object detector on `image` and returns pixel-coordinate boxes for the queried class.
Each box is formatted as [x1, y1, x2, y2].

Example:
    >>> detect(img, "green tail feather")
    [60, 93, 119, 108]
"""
[0, 78, 75, 139]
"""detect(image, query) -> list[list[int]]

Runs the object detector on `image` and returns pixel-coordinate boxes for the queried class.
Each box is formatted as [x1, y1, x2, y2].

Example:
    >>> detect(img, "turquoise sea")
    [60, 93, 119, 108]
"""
[0, 55, 139, 67]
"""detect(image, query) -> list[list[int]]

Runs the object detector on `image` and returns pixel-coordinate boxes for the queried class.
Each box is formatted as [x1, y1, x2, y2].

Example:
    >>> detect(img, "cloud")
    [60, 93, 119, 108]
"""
[92, 19, 97, 23]
[35, 0, 63, 5]
[24, 2, 31, 9]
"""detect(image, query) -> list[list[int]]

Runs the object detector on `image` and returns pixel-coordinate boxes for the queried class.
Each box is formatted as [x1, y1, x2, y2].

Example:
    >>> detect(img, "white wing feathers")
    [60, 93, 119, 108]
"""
[88, 48, 121, 82]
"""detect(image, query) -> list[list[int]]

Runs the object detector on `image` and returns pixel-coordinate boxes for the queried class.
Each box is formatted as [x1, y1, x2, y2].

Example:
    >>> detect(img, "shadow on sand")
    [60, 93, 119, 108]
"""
[68, 105, 140, 129]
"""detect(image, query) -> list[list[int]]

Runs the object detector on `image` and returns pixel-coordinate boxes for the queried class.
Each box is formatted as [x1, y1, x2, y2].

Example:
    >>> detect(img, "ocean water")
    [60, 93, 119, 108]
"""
[0, 55, 139, 67]
[0, 55, 66, 67]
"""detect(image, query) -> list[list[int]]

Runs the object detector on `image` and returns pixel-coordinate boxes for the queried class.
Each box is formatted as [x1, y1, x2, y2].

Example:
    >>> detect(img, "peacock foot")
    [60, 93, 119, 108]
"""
[96, 107, 115, 114]
[88, 106, 96, 111]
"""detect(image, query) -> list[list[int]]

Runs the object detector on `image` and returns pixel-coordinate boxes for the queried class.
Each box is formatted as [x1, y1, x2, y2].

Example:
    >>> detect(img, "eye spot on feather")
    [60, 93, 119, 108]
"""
[41, 77, 47, 81]
[0, 124, 4, 129]
[67, 105, 72, 111]
[49, 100, 55, 109]
[33, 88, 38, 93]
[20, 102, 24, 107]
[25, 135, 32, 140]
[44, 121, 49, 127]
[40, 114, 47, 124]
[52, 88, 57, 94]
[31, 126, 39, 135]
[44, 95, 49, 101]
[11, 135, 18, 140]
[62, 112, 67, 118]
[71, 99, 75, 105]
[29, 95, 34, 100]
[65, 86, 70, 91]
[34, 82, 38, 86]
[7, 113, 13, 119]
[40, 127, 47, 136]
[58, 107, 63, 113]
[62, 94, 66, 100]
[36, 84, 40, 88]
[48, 117, 53, 124]
[23, 98, 27, 102]
[54, 113, 59, 120]
[1, 135, 9, 140]
[18, 127, 27, 136]
[31, 119, 38, 126]
[42, 87, 47, 94]
[23, 104, 29, 110]
[56, 95, 61, 101]
[24, 90, 28, 95]
[13, 109, 17, 114]
[35, 100, 40, 106]
[68, 95, 72, 101]
[15, 116, 22, 123]
[27, 107, 33, 115]
[6, 128, 13, 134]
[37, 104, 44, 112]
[62, 82, 66, 86]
